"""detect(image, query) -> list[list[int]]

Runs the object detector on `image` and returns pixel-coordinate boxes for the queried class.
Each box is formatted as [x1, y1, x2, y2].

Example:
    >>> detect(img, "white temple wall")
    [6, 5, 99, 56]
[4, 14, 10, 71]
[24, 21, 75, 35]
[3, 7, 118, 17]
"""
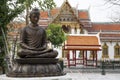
[99, 41, 118, 60]
[55, 28, 120, 61]
[107, 42, 115, 60]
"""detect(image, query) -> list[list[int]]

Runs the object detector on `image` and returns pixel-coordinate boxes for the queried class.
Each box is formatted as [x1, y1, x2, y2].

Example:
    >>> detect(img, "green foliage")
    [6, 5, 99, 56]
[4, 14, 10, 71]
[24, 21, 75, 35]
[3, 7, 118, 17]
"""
[0, 0, 56, 31]
[37, 0, 56, 10]
[0, 1, 25, 72]
[21, 0, 56, 10]
[46, 24, 66, 48]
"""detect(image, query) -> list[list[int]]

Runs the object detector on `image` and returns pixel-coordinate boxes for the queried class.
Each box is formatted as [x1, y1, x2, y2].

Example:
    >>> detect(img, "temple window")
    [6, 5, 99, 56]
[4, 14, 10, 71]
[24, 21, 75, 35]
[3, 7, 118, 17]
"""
[67, 18, 69, 21]
[74, 27, 77, 34]
[102, 43, 109, 58]
[63, 18, 65, 21]
[59, 18, 62, 21]
[114, 42, 120, 58]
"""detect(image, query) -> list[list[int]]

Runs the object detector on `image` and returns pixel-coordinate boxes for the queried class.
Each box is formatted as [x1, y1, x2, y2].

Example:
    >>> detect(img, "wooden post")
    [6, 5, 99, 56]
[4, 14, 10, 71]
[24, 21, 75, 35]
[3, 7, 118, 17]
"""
[93, 50, 95, 66]
[83, 50, 84, 65]
[96, 51, 98, 66]
[75, 50, 76, 66]
[67, 50, 70, 67]
[86, 51, 87, 66]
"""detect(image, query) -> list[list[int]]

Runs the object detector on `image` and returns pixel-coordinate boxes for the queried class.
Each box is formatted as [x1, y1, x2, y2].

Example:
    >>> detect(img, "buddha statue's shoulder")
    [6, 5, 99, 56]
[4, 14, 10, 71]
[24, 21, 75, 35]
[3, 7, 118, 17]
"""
[20, 26, 30, 34]
[21, 26, 29, 30]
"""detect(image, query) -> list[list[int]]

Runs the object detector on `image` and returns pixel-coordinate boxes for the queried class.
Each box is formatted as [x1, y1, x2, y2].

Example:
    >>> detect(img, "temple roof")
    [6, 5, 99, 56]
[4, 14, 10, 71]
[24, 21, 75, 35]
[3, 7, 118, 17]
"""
[100, 33, 120, 41]
[50, 8, 59, 17]
[78, 10, 89, 19]
[39, 8, 89, 20]
[66, 34, 100, 46]
[92, 23, 120, 32]
[64, 34, 101, 50]
[85, 23, 120, 32]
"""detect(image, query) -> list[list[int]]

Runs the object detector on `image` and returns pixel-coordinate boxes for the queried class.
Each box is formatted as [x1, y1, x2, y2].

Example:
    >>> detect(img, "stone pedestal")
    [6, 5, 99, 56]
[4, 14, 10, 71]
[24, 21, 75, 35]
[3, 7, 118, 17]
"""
[7, 58, 65, 77]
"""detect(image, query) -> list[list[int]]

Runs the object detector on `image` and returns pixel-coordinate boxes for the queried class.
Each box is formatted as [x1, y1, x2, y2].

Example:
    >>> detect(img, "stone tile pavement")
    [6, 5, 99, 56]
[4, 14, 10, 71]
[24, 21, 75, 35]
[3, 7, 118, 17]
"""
[0, 66, 120, 80]
[1, 73, 120, 80]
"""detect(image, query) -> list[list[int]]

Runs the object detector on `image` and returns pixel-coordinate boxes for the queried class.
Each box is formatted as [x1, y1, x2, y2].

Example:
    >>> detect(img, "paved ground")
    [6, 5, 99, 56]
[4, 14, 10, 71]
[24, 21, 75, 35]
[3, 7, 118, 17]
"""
[0, 65, 120, 80]
[63, 66, 120, 80]
[64, 65, 120, 73]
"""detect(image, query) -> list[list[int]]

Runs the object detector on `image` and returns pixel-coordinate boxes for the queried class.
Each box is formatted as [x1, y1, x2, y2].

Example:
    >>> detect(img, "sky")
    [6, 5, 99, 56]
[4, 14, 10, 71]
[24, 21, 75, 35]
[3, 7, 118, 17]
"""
[53, 0, 117, 22]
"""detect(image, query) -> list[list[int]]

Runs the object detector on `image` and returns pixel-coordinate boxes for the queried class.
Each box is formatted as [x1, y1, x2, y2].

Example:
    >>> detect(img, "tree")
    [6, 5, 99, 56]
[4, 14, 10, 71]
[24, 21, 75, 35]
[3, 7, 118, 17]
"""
[0, 0, 25, 73]
[0, 0, 56, 73]
[104, 0, 120, 22]
[105, 0, 120, 6]
[46, 24, 66, 48]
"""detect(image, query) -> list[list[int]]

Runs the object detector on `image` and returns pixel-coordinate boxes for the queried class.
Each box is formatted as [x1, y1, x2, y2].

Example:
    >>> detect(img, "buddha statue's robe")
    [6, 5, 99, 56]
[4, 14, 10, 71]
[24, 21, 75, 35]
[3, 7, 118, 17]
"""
[18, 24, 58, 58]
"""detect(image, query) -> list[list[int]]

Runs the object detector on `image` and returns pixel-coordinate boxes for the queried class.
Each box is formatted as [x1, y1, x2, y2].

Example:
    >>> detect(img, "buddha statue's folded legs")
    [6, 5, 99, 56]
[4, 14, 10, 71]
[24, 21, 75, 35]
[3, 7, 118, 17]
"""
[17, 49, 58, 58]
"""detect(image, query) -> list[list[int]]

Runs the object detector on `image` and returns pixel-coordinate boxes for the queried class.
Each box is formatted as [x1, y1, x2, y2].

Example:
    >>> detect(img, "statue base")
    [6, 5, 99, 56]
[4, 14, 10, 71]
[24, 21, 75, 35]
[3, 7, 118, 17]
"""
[6, 58, 65, 77]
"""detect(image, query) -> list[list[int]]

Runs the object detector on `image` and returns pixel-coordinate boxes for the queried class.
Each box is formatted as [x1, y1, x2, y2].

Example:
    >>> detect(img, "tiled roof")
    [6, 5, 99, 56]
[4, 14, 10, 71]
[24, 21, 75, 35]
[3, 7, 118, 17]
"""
[78, 10, 89, 19]
[100, 33, 120, 41]
[50, 8, 59, 17]
[66, 35, 100, 46]
[40, 8, 89, 20]
[64, 35, 101, 50]
[100, 33, 120, 37]
[40, 11, 48, 19]
[39, 8, 59, 19]
[91, 23, 120, 32]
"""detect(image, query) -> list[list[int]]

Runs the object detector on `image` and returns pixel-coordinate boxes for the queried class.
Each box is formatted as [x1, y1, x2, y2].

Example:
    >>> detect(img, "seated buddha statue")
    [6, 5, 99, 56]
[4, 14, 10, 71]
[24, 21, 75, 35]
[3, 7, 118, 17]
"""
[17, 8, 58, 58]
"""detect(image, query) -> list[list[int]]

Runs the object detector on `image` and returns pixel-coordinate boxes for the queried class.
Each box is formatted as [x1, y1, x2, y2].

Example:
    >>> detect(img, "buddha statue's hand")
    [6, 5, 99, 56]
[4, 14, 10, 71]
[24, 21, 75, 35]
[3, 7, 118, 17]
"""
[21, 45, 31, 50]
[34, 47, 46, 51]
[34, 47, 53, 52]
[20, 43, 35, 50]
[34, 45, 48, 51]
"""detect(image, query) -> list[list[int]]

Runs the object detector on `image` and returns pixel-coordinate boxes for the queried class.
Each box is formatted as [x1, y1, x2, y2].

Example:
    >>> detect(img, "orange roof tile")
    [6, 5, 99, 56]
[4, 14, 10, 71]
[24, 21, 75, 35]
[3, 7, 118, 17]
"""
[64, 35, 101, 50]
[91, 23, 120, 31]
[40, 11, 48, 19]
[100, 33, 120, 41]
[40, 8, 59, 19]
[66, 35, 100, 46]
[78, 11, 89, 19]
[100, 34, 120, 37]
[50, 8, 59, 17]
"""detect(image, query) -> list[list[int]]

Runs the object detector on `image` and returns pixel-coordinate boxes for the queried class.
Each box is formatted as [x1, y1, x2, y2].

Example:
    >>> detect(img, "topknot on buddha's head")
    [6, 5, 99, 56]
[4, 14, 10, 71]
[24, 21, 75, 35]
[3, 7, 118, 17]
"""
[30, 8, 40, 17]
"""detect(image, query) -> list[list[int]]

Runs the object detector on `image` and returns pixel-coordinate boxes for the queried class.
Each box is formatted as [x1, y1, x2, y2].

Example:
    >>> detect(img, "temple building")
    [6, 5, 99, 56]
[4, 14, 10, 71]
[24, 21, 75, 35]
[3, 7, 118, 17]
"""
[39, 0, 120, 61]
[8, 0, 120, 66]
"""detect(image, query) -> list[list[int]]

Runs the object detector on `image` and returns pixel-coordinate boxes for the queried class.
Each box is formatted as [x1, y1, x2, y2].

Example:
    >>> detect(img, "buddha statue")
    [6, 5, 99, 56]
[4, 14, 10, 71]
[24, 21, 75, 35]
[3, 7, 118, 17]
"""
[17, 8, 58, 58]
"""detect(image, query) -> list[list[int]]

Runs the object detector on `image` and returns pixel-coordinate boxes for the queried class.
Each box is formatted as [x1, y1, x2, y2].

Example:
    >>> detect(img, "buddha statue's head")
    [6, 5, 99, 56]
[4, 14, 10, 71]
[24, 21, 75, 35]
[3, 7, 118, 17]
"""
[29, 8, 40, 24]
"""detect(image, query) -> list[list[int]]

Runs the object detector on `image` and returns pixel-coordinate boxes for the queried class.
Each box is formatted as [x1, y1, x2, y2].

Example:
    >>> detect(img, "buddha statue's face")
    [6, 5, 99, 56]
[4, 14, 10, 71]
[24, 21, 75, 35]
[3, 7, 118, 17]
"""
[30, 13, 39, 25]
